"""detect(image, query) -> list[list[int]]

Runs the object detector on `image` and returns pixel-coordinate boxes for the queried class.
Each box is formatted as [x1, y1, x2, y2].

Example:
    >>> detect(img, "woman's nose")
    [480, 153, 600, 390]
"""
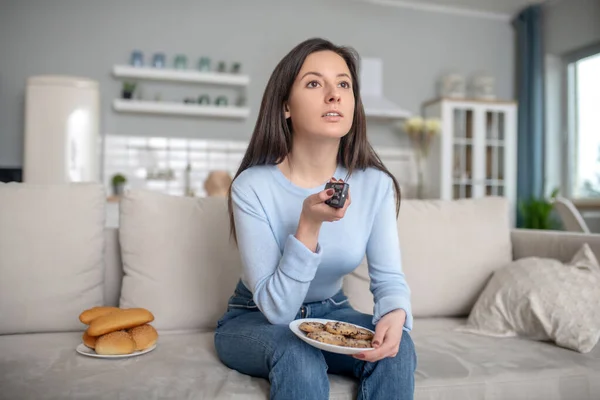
[326, 90, 341, 103]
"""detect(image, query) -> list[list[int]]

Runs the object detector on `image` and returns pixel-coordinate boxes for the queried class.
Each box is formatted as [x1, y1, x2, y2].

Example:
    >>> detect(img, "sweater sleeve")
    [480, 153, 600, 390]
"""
[231, 182, 322, 325]
[366, 177, 413, 331]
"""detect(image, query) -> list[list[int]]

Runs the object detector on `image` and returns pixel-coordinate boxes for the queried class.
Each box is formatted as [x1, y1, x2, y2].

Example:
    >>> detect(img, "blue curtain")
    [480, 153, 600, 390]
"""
[512, 5, 545, 227]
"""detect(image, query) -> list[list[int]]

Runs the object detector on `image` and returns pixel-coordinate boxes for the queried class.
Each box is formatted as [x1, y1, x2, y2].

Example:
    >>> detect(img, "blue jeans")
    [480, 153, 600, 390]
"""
[214, 280, 417, 400]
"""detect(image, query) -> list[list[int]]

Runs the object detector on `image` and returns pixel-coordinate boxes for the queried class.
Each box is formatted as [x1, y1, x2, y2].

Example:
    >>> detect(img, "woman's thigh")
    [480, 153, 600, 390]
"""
[214, 310, 325, 379]
[320, 307, 376, 377]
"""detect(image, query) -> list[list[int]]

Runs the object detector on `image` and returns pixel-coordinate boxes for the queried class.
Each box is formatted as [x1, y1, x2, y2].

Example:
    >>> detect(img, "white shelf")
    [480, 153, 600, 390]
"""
[113, 99, 250, 119]
[112, 65, 250, 87]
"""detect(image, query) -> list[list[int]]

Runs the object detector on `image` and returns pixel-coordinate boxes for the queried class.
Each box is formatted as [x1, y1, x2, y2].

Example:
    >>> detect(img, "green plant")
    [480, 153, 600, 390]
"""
[122, 81, 136, 93]
[518, 187, 560, 230]
[111, 173, 127, 186]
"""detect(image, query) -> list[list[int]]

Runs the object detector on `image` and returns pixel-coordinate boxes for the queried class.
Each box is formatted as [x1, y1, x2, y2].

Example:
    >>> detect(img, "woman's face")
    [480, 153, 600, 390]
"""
[285, 50, 355, 140]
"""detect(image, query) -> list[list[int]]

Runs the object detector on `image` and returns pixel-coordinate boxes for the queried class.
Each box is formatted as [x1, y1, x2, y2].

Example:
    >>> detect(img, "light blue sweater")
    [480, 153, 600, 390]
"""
[231, 163, 413, 331]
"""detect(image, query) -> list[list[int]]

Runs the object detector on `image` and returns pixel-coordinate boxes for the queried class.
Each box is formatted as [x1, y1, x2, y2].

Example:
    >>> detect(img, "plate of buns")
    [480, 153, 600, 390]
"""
[76, 306, 158, 359]
[289, 318, 375, 355]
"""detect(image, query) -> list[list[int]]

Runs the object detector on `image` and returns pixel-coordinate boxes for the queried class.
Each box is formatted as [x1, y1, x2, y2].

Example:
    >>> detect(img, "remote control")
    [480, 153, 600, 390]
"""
[324, 182, 349, 209]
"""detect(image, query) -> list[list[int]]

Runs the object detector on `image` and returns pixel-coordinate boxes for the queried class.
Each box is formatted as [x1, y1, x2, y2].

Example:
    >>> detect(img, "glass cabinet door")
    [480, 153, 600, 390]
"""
[483, 110, 506, 197]
[452, 107, 475, 199]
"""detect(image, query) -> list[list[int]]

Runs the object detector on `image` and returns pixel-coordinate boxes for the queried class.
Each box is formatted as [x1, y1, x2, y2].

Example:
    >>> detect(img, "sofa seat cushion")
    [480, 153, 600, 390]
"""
[413, 318, 600, 400]
[0, 330, 357, 400]
[2, 320, 600, 400]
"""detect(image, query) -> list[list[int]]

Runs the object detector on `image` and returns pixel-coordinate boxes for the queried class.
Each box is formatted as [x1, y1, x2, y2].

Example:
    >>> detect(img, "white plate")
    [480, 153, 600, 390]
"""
[76, 343, 157, 359]
[289, 318, 375, 355]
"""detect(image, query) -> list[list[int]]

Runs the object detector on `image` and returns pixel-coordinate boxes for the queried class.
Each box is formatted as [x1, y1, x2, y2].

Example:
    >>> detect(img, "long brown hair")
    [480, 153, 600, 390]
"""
[228, 38, 401, 242]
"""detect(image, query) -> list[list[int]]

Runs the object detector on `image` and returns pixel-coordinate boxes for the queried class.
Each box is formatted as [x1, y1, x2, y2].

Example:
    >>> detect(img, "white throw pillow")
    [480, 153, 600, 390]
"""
[0, 183, 106, 334]
[457, 243, 600, 353]
[118, 190, 243, 332]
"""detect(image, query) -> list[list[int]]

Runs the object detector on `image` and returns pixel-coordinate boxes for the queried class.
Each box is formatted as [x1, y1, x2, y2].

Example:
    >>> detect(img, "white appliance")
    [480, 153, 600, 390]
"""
[23, 75, 100, 184]
[359, 58, 411, 119]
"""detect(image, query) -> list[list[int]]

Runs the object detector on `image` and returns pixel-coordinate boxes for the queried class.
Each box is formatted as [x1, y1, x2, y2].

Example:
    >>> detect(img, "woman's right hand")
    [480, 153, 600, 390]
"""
[301, 179, 352, 225]
[295, 179, 351, 252]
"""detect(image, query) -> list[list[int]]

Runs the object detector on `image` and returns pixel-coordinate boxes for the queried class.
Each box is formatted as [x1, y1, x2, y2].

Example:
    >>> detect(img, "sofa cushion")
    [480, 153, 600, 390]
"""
[344, 197, 512, 318]
[457, 243, 600, 353]
[118, 190, 243, 332]
[0, 183, 105, 334]
[2, 320, 599, 400]
[0, 330, 357, 400]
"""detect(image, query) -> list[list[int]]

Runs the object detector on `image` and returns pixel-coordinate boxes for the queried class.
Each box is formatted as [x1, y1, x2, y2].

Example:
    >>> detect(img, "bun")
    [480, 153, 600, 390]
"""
[94, 331, 136, 355]
[87, 308, 154, 336]
[128, 324, 158, 351]
[79, 306, 120, 325]
[82, 330, 97, 349]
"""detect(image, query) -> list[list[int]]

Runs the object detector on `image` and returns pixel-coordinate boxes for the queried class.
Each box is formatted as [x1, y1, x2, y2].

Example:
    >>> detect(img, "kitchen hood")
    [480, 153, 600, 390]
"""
[359, 58, 412, 119]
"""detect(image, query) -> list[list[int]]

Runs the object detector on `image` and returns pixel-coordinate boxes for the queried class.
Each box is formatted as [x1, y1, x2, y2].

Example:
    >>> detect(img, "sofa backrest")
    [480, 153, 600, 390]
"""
[343, 196, 513, 318]
[101, 192, 513, 329]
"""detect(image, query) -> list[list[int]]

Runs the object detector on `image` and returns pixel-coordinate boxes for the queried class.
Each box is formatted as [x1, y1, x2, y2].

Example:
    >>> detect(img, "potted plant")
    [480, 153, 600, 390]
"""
[121, 82, 136, 99]
[518, 187, 560, 229]
[111, 173, 127, 197]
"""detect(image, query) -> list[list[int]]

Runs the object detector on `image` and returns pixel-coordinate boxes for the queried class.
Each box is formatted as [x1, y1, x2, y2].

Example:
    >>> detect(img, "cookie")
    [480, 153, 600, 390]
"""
[307, 331, 347, 346]
[299, 322, 325, 333]
[352, 327, 374, 340]
[325, 321, 359, 336]
[345, 338, 373, 348]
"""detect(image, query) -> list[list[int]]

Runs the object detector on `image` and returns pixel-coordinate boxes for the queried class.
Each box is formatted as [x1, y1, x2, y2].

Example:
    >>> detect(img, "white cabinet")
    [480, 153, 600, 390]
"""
[422, 98, 518, 223]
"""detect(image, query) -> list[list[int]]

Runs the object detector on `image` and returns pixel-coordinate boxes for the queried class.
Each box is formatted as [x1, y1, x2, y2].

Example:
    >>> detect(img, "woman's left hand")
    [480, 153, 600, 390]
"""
[353, 309, 406, 362]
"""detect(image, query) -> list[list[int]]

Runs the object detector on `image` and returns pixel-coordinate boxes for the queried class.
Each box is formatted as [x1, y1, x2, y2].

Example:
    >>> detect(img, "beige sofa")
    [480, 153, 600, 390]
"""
[1, 183, 600, 400]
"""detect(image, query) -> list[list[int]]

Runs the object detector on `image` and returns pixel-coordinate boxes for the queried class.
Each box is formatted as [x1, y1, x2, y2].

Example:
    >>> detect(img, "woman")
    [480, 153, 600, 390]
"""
[214, 37, 416, 400]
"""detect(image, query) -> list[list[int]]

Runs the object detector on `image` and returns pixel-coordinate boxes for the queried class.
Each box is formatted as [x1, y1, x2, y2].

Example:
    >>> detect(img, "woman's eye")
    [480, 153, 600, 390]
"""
[307, 81, 321, 88]
[339, 81, 351, 89]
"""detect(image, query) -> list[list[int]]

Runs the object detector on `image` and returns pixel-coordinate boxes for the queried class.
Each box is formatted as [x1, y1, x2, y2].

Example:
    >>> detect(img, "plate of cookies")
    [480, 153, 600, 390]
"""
[76, 306, 159, 359]
[289, 319, 375, 355]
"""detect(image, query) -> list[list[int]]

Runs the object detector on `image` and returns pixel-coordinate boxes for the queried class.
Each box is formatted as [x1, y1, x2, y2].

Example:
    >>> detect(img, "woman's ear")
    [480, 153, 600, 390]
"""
[283, 102, 291, 119]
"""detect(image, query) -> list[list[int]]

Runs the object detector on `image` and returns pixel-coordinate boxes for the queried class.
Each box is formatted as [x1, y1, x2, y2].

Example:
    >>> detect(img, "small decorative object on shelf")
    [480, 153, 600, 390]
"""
[198, 57, 211, 71]
[231, 62, 242, 74]
[111, 173, 127, 196]
[121, 81, 137, 99]
[215, 96, 228, 106]
[236, 95, 246, 107]
[198, 95, 210, 105]
[438, 73, 465, 99]
[402, 116, 441, 199]
[174, 54, 187, 70]
[130, 50, 144, 67]
[217, 61, 226, 73]
[184, 97, 196, 104]
[152, 53, 166, 68]
[470, 71, 496, 100]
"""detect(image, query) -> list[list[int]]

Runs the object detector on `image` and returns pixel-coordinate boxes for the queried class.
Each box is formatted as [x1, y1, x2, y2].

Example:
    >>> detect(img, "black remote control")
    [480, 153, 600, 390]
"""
[324, 182, 349, 209]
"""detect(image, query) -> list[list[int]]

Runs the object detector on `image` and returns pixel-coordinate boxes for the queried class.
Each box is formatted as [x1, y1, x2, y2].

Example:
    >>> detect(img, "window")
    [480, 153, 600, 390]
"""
[567, 50, 600, 199]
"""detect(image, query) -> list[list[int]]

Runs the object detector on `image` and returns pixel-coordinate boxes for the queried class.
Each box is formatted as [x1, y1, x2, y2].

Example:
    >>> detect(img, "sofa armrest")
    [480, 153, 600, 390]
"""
[511, 228, 600, 262]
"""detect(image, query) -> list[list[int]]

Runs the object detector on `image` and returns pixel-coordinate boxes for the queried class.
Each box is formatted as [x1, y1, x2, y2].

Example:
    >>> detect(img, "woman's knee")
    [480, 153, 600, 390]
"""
[271, 336, 328, 379]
